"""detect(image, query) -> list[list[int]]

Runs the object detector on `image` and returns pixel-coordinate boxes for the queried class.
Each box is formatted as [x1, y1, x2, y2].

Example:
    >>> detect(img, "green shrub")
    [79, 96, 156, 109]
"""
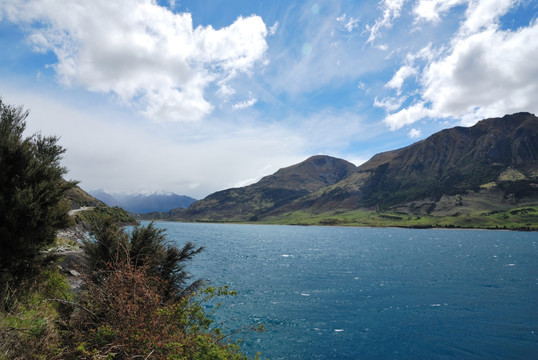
[83, 219, 203, 301]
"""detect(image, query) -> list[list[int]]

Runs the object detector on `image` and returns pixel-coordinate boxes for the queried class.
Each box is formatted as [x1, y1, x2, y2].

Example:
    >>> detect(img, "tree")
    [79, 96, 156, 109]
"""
[0, 99, 76, 286]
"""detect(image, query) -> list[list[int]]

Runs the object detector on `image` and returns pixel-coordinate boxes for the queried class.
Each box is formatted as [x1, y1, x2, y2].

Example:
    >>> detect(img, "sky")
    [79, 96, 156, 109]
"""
[1, 0, 537, 199]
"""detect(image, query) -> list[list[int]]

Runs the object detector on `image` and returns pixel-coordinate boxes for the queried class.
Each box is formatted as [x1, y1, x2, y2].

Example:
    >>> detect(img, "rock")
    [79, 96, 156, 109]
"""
[69, 269, 81, 277]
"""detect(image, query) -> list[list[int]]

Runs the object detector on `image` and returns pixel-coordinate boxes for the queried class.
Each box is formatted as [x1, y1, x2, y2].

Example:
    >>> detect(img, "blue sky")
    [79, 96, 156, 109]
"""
[1, 0, 537, 198]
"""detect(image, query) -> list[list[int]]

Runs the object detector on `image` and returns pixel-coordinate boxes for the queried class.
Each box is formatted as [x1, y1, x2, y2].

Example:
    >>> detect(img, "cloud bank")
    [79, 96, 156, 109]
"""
[379, 0, 538, 130]
[1, 0, 268, 122]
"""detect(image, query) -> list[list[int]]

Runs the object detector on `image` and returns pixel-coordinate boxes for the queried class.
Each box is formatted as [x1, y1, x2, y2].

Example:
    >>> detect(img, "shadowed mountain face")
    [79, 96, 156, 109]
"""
[170, 113, 537, 222]
[275, 112, 538, 215]
[177, 155, 357, 221]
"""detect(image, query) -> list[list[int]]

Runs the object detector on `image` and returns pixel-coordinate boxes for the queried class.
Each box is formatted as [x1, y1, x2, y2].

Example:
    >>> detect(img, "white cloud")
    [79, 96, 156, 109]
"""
[408, 128, 422, 138]
[2, 88, 304, 198]
[384, 102, 431, 130]
[346, 18, 360, 32]
[385, 65, 417, 94]
[2, 0, 268, 122]
[232, 97, 257, 110]
[377, 44, 389, 51]
[233, 164, 273, 188]
[217, 83, 236, 98]
[383, 0, 538, 129]
[3, 84, 378, 198]
[269, 21, 279, 35]
[413, 0, 467, 23]
[374, 96, 406, 112]
[366, 0, 406, 43]
[336, 13, 359, 32]
[460, 0, 513, 35]
[194, 16, 268, 73]
[422, 21, 538, 119]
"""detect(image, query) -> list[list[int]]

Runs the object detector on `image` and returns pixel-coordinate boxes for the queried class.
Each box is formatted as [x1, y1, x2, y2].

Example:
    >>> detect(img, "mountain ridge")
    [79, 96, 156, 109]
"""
[279, 112, 538, 214]
[89, 190, 197, 214]
[163, 113, 538, 229]
[175, 155, 357, 221]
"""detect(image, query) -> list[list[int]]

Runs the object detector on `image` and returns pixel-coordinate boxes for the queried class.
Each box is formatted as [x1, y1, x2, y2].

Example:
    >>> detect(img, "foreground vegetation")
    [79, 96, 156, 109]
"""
[0, 99, 259, 359]
[1, 220, 260, 359]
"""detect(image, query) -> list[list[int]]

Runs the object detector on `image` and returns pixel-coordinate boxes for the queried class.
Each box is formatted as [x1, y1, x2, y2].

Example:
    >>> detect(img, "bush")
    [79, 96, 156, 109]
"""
[67, 261, 255, 360]
[83, 219, 204, 301]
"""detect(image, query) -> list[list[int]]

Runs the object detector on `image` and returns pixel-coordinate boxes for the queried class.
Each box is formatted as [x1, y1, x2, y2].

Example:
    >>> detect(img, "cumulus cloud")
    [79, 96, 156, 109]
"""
[408, 128, 422, 138]
[460, 0, 513, 35]
[413, 0, 467, 23]
[422, 24, 538, 118]
[385, 65, 417, 94]
[366, 0, 405, 43]
[1, 0, 268, 122]
[384, 102, 431, 130]
[381, 0, 538, 129]
[374, 96, 406, 112]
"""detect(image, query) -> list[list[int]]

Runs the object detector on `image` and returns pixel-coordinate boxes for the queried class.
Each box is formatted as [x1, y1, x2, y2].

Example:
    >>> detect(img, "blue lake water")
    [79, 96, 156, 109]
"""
[148, 222, 538, 359]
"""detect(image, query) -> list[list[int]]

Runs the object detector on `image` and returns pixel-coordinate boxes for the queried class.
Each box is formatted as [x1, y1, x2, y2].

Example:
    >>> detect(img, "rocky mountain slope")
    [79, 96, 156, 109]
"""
[165, 113, 538, 228]
[173, 155, 357, 221]
[274, 112, 538, 216]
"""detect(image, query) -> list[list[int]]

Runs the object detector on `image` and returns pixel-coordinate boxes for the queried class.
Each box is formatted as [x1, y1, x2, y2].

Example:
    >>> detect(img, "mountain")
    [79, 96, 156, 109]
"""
[167, 113, 538, 229]
[173, 155, 357, 221]
[274, 112, 538, 215]
[90, 190, 197, 214]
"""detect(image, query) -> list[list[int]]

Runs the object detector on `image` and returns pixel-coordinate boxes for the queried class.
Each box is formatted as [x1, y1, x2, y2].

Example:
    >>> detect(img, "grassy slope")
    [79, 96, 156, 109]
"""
[261, 205, 538, 230]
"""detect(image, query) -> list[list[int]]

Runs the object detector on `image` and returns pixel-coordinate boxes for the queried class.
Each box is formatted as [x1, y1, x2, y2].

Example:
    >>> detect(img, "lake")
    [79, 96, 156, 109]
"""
[148, 222, 537, 359]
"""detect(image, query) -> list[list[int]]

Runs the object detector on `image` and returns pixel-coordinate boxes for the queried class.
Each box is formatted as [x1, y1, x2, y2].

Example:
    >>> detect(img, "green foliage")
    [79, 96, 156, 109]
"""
[71, 220, 259, 359]
[0, 267, 74, 359]
[65, 260, 255, 360]
[82, 217, 130, 276]
[0, 99, 76, 287]
[83, 219, 204, 301]
[74, 205, 135, 225]
[1, 223, 259, 359]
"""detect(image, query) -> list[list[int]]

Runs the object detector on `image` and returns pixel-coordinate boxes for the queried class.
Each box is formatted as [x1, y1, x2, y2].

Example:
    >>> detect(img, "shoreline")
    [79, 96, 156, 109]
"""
[140, 219, 537, 232]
